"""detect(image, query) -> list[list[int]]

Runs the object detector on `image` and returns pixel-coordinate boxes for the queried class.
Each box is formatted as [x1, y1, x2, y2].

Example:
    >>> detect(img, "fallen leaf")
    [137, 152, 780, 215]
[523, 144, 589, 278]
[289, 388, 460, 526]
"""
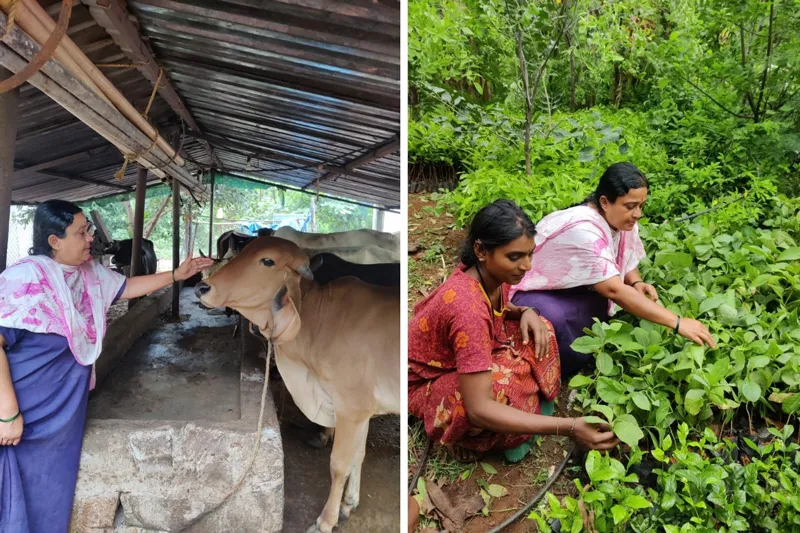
[487, 484, 508, 498]
[764, 417, 785, 430]
[480, 462, 498, 475]
[426, 480, 484, 531]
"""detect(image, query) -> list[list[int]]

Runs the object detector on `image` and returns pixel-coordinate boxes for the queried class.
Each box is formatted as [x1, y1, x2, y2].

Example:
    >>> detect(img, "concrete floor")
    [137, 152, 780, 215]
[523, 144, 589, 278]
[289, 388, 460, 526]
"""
[89, 293, 241, 421]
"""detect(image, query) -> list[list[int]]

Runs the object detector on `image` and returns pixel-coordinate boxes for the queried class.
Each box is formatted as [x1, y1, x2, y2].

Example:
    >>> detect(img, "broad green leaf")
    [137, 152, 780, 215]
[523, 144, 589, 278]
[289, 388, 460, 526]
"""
[783, 393, 800, 414]
[740, 379, 761, 403]
[417, 477, 427, 500]
[631, 391, 651, 411]
[590, 403, 615, 422]
[596, 352, 614, 375]
[717, 303, 738, 322]
[684, 389, 705, 415]
[582, 415, 607, 425]
[611, 504, 628, 525]
[623, 495, 652, 509]
[583, 491, 606, 503]
[748, 356, 771, 370]
[655, 251, 693, 268]
[777, 247, 800, 261]
[480, 462, 497, 475]
[699, 295, 725, 314]
[571, 336, 602, 354]
[596, 377, 627, 404]
[568, 374, 593, 388]
[613, 414, 644, 447]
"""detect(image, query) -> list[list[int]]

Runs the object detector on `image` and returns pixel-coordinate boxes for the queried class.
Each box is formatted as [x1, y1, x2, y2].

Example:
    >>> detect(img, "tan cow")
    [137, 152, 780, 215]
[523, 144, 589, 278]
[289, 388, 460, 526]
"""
[195, 237, 399, 533]
[275, 226, 399, 253]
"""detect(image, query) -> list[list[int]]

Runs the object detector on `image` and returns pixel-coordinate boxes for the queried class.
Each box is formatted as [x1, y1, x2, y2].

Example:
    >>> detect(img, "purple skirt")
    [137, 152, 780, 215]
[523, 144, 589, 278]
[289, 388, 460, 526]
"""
[512, 286, 609, 378]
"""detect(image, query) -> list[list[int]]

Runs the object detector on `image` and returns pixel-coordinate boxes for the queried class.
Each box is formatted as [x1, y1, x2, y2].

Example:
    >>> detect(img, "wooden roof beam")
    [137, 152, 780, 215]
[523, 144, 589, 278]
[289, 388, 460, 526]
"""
[13, 170, 134, 194]
[303, 134, 399, 188]
[198, 132, 389, 181]
[12, 145, 111, 180]
[82, 0, 222, 169]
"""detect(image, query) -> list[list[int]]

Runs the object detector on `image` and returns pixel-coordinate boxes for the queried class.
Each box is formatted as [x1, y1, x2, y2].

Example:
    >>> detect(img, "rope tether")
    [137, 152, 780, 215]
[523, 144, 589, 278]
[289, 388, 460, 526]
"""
[114, 68, 165, 180]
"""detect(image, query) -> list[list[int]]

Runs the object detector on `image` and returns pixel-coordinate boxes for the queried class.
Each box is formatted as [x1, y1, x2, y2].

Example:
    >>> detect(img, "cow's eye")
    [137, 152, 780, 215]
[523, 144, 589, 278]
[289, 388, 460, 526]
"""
[261, 258, 275, 267]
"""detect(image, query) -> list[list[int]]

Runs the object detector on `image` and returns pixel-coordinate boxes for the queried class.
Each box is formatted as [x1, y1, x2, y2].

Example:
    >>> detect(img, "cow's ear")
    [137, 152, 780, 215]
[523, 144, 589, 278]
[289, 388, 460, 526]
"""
[271, 284, 301, 344]
[309, 254, 324, 273]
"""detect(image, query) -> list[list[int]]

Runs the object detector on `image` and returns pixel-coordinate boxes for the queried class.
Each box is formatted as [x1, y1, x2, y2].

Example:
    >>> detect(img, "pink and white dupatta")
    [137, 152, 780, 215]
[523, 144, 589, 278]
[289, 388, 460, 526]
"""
[510, 205, 646, 315]
[0, 255, 125, 386]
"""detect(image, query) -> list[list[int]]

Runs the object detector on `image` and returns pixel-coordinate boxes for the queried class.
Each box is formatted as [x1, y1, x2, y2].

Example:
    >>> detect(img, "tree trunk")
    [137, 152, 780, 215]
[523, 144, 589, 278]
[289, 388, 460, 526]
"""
[516, 30, 533, 176]
[182, 202, 193, 259]
[123, 200, 134, 237]
[144, 195, 170, 239]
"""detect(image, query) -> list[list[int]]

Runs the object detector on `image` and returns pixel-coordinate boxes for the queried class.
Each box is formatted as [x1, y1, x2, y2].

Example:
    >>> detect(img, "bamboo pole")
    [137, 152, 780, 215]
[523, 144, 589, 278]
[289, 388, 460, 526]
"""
[0, 19, 204, 192]
[1, 0, 186, 167]
[0, 40, 194, 186]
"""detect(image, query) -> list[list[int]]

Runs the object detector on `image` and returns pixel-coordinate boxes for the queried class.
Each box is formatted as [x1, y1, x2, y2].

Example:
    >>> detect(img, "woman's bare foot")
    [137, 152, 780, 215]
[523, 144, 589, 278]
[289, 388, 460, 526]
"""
[445, 443, 485, 463]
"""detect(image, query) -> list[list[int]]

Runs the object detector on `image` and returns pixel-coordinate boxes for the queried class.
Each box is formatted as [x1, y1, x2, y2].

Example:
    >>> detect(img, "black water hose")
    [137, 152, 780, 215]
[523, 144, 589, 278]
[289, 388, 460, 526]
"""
[408, 437, 434, 495]
[409, 437, 576, 532]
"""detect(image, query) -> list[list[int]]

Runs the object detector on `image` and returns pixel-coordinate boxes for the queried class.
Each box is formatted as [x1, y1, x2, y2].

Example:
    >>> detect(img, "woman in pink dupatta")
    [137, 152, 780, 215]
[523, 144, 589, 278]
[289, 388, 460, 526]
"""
[511, 163, 716, 378]
[0, 200, 213, 533]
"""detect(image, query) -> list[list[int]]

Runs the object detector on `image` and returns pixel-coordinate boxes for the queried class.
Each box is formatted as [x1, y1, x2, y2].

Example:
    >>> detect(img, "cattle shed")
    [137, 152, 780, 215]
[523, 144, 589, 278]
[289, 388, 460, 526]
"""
[0, 1, 400, 531]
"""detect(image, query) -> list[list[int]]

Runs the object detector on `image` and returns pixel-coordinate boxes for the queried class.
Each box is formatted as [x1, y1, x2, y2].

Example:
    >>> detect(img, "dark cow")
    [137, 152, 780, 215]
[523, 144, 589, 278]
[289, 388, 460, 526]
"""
[309, 253, 399, 288]
[216, 228, 274, 260]
[108, 238, 157, 275]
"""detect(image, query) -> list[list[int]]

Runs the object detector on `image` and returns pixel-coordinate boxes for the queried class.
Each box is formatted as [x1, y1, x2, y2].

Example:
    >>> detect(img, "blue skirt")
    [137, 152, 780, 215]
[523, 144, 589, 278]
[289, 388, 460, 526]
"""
[512, 286, 609, 379]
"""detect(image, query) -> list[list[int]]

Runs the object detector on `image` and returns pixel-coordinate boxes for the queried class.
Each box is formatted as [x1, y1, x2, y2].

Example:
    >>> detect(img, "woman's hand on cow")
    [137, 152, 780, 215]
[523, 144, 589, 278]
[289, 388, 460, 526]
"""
[677, 317, 717, 348]
[520, 309, 549, 360]
[570, 418, 619, 451]
[634, 282, 659, 302]
[173, 252, 217, 281]
[0, 414, 23, 446]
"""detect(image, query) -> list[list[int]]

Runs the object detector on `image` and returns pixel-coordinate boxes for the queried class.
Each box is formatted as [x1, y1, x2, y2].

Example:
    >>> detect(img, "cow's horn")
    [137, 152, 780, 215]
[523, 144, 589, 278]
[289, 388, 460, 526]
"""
[199, 249, 222, 263]
[297, 265, 314, 281]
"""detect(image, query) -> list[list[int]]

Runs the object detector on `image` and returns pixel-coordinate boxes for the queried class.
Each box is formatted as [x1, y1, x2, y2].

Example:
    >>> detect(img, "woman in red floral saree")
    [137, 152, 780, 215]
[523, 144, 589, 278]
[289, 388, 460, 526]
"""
[408, 200, 618, 459]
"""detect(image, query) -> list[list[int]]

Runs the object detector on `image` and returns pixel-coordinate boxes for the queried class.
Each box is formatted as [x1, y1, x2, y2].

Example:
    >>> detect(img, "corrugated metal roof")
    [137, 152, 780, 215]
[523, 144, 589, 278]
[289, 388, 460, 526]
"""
[8, 0, 400, 208]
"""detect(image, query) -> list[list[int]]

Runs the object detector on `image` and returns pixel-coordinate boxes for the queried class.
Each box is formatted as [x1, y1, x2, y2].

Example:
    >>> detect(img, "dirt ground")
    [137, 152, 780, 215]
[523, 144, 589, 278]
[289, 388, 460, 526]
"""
[408, 193, 580, 532]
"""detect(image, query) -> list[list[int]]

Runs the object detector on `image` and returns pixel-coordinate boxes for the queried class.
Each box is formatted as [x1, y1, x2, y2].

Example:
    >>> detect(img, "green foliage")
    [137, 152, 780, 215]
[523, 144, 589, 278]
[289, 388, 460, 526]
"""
[82, 182, 374, 263]
[411, 0, 800, 529]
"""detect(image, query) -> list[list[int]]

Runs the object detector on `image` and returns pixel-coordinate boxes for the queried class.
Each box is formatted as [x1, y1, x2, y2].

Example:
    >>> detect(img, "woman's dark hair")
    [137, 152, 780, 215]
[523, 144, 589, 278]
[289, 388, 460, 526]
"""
[29, 200, 83, 256]
[587, 162, 648, 205]
[460, 199, 536, 267]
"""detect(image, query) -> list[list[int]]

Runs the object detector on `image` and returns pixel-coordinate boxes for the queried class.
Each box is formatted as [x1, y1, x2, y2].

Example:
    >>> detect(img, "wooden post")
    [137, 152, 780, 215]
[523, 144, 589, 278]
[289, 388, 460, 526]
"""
[172, 178, 180, 319]
[129, 166, 147, 309]
[0, 68, 19, 273]
[208, 172, 215, 256]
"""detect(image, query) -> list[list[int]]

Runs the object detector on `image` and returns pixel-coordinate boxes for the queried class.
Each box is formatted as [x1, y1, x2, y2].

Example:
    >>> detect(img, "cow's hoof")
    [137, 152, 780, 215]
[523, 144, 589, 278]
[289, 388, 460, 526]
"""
[305, 518, 333, 533]
[340, 502, 358, 520]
